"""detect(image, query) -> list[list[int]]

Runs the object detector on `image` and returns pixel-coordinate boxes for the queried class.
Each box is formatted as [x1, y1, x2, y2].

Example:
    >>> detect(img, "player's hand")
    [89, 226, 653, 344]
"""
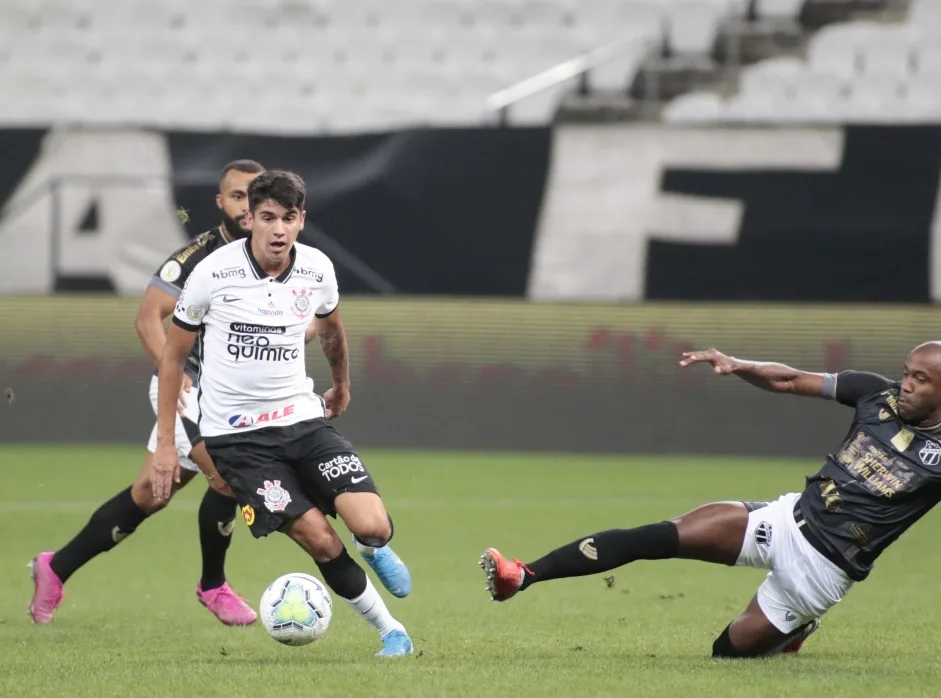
[679, 348, 740, 375]
[206, 473, 236, 498]
[151, 443, 181, 501]
[198, 459, 235, 498]
[177, 374, 193, 416]
[324, 383, 350, 419]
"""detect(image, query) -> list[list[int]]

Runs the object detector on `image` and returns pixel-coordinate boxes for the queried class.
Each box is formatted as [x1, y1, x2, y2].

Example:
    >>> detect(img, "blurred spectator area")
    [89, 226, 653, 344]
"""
[0, 0, 927, 130]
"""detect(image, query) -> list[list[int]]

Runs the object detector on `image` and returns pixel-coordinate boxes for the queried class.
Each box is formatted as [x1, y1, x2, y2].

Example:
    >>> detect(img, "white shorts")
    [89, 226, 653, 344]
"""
[146, 375, 201, 472]
[736, 492, 853, 633]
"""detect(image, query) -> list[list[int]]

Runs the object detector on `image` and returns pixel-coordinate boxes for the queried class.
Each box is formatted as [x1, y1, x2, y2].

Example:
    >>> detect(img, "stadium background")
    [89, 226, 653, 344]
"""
[3, 0, 941, 696]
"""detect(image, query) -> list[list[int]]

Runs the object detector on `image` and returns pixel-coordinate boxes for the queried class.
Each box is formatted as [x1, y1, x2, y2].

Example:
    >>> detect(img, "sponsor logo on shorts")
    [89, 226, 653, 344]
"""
[755, 522, 772, 546]
[228, 404, 295, 428]
[578, 538, 598, 561]
[919, 440, 941, 466]
[242, 505, 255, 526]
[350, 475, 369, 484]
[785, 611, 797, 622]
[257, 479, 292, 512]
[318, 454, 365, 482]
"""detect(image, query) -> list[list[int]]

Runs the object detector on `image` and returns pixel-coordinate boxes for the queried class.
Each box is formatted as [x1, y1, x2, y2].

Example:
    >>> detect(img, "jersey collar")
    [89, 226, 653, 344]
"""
[243, 237, 296, 283]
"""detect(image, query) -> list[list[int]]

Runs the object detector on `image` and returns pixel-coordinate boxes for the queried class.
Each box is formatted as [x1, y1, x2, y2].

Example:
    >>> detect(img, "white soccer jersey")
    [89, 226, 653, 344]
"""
[172, 238, 339, 437]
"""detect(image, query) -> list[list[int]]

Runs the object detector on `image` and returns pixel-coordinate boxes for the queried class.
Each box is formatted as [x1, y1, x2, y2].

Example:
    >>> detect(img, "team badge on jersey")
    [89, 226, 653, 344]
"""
[257, 479, 292, 512]
[291, 288, 313, 319]
[919, 441, 941, 466]
[160, 260, 182, 283]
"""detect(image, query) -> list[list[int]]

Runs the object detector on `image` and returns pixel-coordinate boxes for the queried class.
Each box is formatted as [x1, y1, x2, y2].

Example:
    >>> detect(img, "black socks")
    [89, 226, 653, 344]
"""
[51, 487, 149, 583]
[521, 522, 680, 590]
[316, 548, 368, 600]
[198, 487, 238, 590]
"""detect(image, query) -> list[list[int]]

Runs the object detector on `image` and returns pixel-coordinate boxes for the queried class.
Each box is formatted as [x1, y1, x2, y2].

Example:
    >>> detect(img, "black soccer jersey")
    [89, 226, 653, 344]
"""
[149, 227, 231, 378]
[799, 370, 941, 581]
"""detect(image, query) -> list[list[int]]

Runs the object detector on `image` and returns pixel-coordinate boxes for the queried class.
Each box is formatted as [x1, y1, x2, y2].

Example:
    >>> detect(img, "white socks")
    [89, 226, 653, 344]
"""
[345, 577, 404, 637]
[355, 539, 378, 557]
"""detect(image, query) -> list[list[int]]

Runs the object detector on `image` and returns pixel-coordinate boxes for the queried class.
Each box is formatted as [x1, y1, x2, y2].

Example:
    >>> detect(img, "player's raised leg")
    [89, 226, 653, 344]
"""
[189, 442, 257, 626]
[282, 508, 413, 657]
[29, 453, 197, 624]
[481, 499, 824, 658]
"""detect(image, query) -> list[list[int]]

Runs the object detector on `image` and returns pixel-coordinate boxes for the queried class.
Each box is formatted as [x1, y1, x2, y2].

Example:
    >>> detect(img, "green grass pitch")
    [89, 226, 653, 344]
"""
[2, 446, 940, 697]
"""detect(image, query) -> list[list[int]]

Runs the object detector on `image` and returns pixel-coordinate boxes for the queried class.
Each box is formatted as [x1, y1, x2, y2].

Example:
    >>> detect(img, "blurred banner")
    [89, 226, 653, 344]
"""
[1, 125, 940, 301]
[0, 127, 550, 297]
[530, 124, 941, 303]
[0, 296, 931, 456]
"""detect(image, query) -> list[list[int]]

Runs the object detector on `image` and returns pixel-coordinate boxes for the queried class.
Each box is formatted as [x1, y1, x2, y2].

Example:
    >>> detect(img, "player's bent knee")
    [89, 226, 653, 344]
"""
[352, 522, 392, 549]
[283, 510, 344, 562]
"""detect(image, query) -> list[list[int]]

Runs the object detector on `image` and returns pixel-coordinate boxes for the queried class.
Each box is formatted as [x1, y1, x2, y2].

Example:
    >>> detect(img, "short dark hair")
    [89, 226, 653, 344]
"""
[218, 159, 265, 186]
[247, 170, 306, 213]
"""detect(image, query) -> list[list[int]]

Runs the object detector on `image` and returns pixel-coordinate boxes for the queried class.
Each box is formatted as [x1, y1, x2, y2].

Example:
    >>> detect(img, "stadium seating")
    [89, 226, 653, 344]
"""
[665, 8, 941, 125]
[0, 0, 744, 131]
[1, 0, 935, 129]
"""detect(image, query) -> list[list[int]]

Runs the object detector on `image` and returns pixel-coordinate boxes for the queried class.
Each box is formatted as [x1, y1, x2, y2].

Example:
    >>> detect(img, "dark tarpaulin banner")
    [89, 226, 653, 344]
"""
[168, 127, 552, 296]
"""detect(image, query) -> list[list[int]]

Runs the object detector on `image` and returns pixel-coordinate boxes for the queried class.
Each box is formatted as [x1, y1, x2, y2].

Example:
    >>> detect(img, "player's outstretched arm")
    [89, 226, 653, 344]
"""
[679, 348, 826, 397]
[316, 309, 350, 419]
[153, 324, 197, 499]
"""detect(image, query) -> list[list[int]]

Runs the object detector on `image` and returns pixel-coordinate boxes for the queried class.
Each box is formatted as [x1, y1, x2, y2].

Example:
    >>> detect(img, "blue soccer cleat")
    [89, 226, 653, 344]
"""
[375, 629, 414, 657]
[356, 536, 412, 598]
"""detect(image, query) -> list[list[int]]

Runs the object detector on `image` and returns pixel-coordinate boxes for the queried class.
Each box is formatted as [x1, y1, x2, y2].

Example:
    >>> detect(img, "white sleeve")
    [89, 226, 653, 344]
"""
[172, 260, 213, 331]
[315, 259, 339, 318]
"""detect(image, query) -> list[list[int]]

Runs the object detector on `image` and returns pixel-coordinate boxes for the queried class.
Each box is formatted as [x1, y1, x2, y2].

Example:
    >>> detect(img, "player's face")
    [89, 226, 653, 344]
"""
[216, 170, 262, 240]
[247, 199, 305, 268]
[899, 349, 941, 424]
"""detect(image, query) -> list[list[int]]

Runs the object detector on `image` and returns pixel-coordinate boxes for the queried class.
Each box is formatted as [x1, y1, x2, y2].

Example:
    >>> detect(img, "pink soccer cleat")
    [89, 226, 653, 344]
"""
[196, 582, 258, 626]
[29, 552, 65, 624]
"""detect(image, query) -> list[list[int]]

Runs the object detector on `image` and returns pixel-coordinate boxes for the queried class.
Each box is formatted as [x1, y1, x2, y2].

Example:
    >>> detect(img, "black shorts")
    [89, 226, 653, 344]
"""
[204, 418, 379, 538]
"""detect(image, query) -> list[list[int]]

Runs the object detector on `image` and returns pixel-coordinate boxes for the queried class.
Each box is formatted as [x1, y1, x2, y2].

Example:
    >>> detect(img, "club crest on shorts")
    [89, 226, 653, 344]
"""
[755, 521, 772, 546]
[257, 479, 292, 512]
[919, 440, 941, 466]
[291, 288, 313, 319]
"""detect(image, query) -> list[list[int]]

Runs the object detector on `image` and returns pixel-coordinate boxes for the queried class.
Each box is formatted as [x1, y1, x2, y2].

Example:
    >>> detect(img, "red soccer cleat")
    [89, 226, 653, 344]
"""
[479, 548, 530, 602]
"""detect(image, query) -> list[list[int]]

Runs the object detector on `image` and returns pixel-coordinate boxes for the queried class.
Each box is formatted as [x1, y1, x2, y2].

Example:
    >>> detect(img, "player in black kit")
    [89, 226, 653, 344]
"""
[481, 343, 941, 658]
[28, 160, 265, 626]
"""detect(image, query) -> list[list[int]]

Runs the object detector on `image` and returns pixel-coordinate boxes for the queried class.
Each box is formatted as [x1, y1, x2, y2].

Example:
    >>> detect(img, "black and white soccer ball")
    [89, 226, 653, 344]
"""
[259, 573, 333, 646]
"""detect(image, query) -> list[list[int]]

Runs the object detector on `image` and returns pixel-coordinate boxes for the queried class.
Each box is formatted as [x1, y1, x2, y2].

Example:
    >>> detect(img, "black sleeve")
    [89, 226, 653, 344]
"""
[833, 370, 894, 407]
[149, 234, 212, 297]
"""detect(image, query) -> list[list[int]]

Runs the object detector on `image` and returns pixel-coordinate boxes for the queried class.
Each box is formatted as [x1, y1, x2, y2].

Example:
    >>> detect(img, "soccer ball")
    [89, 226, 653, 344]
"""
[259, 573, 333, 646]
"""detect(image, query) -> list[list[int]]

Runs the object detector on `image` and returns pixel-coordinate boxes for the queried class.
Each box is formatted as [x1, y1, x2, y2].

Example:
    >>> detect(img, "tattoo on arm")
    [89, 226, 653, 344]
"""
[318, 323, 349, 385]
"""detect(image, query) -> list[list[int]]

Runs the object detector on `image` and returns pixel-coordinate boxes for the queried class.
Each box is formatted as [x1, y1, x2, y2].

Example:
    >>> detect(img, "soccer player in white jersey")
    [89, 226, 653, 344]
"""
[153, 170, 413, 657]
[29, 160, 264, 626]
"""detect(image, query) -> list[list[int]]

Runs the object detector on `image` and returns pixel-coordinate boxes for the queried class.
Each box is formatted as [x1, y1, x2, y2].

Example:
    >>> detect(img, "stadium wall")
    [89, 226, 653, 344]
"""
[0, 296, 931, 457]
[2, 125, 941, 301]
